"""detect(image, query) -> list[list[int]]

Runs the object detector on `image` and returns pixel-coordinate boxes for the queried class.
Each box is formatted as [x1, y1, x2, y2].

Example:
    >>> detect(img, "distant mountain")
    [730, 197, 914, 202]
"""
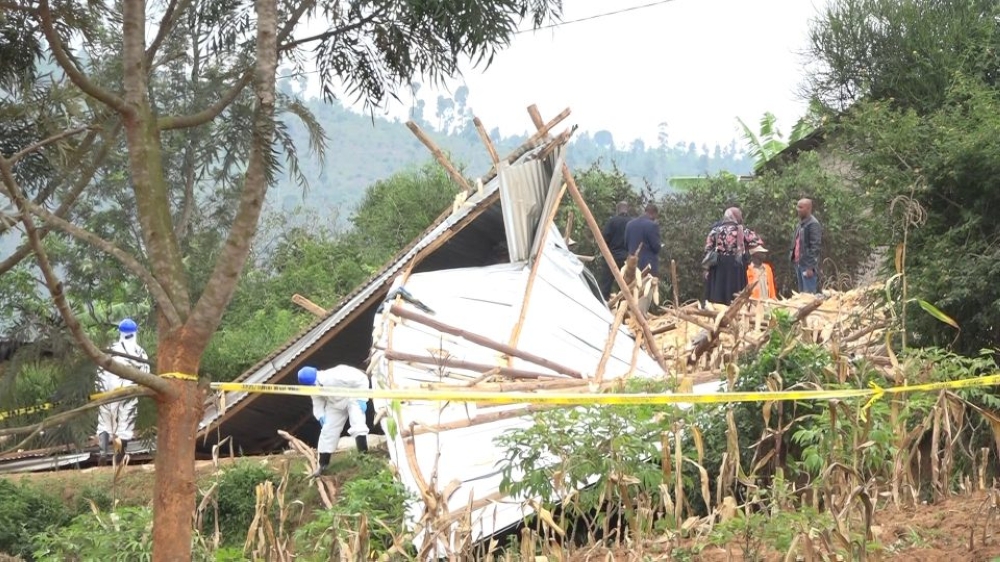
[271, 78, 753, 229]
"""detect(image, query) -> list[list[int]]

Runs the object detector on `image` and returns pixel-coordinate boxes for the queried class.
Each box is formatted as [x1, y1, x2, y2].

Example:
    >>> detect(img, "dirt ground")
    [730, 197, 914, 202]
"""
[7, 462, 1000, 561]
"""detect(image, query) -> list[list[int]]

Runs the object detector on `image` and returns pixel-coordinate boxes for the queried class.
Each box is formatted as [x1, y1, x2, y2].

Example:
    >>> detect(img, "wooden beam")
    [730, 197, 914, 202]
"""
[383, 350, 570, 381]
[390, 304, 583, 379]
[505, 182, 568, 361]
[406, 121, 472, 193]
[291, 293, 328, 317]
[473, 117, 500, 165]
[561, 165, 670, 374]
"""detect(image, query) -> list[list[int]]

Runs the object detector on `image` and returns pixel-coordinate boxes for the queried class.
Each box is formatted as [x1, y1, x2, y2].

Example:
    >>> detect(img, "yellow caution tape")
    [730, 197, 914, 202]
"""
[161, 372, 198, 381]
[0, 387, 143, 422]
[3, 374, 999, 423]
[207, 375, 1000, 407]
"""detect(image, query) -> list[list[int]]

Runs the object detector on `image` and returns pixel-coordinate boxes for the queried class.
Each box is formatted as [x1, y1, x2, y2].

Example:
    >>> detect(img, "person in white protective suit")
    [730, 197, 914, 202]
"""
[297, 365, 370, 477]
[96, 318, 149, 462]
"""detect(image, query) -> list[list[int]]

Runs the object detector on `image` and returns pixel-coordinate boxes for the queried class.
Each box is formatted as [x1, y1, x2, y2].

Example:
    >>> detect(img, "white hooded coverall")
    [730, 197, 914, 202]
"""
[96, 334, 149, 441]
[312, 365, 370, 454]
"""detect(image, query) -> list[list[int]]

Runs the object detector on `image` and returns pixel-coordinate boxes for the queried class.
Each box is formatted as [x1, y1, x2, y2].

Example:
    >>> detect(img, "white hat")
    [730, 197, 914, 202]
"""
[749, 246, 769, 255]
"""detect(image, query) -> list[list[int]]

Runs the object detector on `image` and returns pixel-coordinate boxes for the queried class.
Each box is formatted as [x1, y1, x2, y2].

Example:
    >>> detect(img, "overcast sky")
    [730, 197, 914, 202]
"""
[307, 0, 827, 150]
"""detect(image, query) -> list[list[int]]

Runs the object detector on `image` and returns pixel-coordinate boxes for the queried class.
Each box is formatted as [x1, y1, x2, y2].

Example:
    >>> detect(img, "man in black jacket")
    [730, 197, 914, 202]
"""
[600, 201, 631, 300]
[790, 198, 822, 293]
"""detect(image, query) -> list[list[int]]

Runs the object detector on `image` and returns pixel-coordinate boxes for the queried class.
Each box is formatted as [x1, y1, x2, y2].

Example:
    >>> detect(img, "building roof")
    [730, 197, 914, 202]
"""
[196, 143, 558, 453]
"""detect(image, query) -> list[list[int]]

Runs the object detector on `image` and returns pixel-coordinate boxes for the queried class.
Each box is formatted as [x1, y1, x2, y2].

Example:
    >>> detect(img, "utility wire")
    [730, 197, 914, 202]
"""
[515, 0, 680, 34]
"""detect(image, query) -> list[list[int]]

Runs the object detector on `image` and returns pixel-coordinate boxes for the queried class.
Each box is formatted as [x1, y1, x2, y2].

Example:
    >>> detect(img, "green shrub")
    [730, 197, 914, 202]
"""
[31, 507, 227, 562]
[294, 455, 413, 559]
[0, 480, 70, 560]
[200, 461, 278, 546]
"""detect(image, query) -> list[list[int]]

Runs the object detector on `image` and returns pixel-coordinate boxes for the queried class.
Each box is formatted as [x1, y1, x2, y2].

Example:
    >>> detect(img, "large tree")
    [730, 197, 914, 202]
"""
[0, 1, 561, 560]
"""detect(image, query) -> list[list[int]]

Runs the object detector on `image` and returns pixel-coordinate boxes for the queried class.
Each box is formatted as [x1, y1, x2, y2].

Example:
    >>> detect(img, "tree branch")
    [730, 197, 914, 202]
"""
[0, 1, 36, 13]
[0, 387, 154, 447]
[37, 0, 130, 115]
[186, 0, 278, 344]
[278, 10, 384, 52]
[145, 0, 193, 69]
[0, 157, 174, 396]
[157, 71, 253, 131]
[0, 125, 116, 275]
[277, 0, 317, 44]
[8, 126, 92, 165]
[23, 198, 184, 328]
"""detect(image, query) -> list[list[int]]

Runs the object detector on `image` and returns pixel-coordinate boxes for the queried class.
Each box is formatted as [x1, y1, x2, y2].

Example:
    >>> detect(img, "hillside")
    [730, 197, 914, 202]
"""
[270, 78, 754, 228]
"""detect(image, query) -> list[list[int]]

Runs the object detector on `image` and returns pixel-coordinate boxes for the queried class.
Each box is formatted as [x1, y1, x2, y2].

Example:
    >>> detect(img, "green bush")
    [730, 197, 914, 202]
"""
[294, 455, 413, 559]
[0, 479, 70, 560]
[31, 507, 233, 562]
[200, 461, 278, 546]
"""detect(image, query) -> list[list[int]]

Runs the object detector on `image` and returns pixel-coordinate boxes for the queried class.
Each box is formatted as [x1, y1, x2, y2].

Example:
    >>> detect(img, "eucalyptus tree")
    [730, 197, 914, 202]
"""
[0, 1, 563, 559]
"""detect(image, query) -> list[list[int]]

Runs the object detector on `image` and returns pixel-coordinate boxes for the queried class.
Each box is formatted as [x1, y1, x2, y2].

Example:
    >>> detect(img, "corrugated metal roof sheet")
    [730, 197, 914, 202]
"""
[198, 146, 552, 448]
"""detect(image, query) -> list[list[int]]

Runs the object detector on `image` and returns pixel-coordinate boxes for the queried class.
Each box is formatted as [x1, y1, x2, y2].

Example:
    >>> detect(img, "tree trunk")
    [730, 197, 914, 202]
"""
[151, 338, 205, 562]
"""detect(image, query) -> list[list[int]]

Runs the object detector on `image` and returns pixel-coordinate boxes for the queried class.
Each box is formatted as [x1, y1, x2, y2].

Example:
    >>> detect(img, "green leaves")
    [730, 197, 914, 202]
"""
[310, 0, 562, 108]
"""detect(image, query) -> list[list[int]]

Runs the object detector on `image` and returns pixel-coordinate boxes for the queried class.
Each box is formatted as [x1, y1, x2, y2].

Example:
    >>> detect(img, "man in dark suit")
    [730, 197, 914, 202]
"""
[625, 203, 661, 278]
[599, 201, 632, 299]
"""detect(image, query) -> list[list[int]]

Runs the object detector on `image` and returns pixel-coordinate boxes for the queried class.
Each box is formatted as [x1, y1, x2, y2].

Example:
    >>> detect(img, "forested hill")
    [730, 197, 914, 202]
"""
[271, 78, 754, 227]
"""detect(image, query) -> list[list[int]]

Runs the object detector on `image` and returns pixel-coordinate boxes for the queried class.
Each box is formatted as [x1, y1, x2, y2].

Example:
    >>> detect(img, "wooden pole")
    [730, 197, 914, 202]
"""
[423, 378, 592, 392]
[291, 294, 327, 317]
[561, 168, 670, 373]
[482, 108, 571, 184]
[389, 304, 583, 379]
[595, 302, 628, 385]
[506, 182, 568, 359]
[670, 259, 680, 311]
[383, 350, 569, 381]
[473, 117, 500, 165]
[403, 404, 562, 438]
[526, 104, 668, 373]
[405, 121, 472, 193]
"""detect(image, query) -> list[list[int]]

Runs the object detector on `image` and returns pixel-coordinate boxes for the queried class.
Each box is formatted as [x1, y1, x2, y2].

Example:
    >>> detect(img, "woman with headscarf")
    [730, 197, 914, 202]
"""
[703, 207, 762, 305]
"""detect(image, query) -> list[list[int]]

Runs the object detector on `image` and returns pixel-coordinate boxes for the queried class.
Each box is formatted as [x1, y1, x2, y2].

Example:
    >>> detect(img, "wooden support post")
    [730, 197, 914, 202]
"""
[389, 304, 583, 379]
[538, 125, 576, 159]
[473, 117, 500, 165]
[406, 121, 472, 193]
[506, 182, 568, 360]
[561, 168, 670, 373]
[670, 259, 680, 310]
[291, 294, 328, 317]
[595, 302, 628, 384]
[482, 108, 571, 183]
[384, 350, 569, 381]
[526, 104, 668, 373]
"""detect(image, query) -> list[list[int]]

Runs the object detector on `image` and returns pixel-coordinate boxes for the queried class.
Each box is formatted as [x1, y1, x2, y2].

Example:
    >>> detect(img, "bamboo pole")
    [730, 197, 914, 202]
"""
[506, 182, 568, 359]
[383, 350, 568, 381]
[473, 117, 500, 165]
[595, 302, 628, 385]
[389, 305, 583, 379]
[405, 121, 472, 193]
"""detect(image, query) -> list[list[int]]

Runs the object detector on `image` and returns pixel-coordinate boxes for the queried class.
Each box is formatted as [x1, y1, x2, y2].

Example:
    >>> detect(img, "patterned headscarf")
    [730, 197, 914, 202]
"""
[723, 207, 745, 256]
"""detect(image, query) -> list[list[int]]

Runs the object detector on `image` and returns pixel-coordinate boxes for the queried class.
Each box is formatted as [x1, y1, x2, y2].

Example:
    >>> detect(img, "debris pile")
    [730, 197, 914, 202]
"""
[635, 284, 890, 379]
